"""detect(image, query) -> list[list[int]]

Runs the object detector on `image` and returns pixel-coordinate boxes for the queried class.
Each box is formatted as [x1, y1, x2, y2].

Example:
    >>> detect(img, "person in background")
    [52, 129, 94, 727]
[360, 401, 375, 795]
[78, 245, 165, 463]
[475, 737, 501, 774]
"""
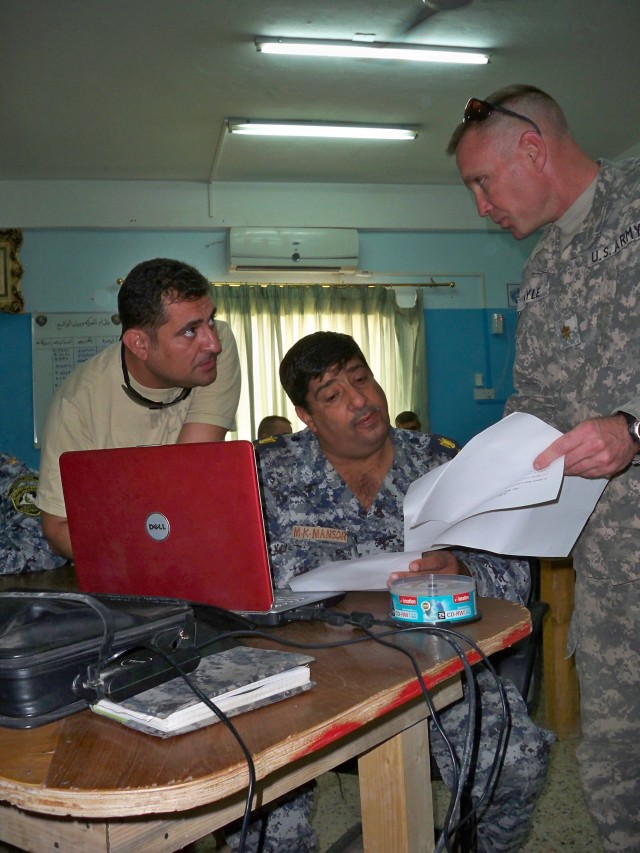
[0, 453, 66, 575]
[237, 331, 552, 853]
[36, 257, 241, 560]
[448, 83, 640, 851]
[395, 409, 421, 431]
[257, 414, 293, 441]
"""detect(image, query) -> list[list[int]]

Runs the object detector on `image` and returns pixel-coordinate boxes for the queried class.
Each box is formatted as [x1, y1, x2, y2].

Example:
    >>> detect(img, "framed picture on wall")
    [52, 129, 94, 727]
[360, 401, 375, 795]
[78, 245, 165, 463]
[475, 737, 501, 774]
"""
[506, 283, 520, 308]
[0, 229, 24, 313]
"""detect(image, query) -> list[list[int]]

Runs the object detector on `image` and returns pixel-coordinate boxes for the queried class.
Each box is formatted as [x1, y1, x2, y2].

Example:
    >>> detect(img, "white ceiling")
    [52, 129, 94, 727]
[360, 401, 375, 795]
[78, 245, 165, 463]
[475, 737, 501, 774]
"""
[2, 0, 639, 187]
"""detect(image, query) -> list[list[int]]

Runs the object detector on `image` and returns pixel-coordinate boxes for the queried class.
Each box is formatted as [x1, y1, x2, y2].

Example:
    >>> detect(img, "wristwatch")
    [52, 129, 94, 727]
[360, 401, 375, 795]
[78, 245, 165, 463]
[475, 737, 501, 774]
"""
[618, 411, 640, 446]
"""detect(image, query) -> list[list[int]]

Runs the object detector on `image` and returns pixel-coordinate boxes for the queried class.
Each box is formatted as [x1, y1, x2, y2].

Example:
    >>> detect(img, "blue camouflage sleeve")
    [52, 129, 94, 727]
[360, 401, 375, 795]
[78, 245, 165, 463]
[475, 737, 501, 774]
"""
[1, 454, 67, 575]
[453, 548, 531, 604]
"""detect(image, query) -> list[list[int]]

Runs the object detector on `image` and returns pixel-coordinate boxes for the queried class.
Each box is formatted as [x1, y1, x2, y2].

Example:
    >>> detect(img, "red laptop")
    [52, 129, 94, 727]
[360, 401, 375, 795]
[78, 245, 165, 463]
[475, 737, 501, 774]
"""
[59, 441, 339, 625]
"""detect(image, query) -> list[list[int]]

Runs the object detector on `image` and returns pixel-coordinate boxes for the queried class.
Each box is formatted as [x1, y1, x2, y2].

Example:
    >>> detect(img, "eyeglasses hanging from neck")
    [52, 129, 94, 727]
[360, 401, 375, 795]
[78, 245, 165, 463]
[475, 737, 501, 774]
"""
[120, 343, 191, 410]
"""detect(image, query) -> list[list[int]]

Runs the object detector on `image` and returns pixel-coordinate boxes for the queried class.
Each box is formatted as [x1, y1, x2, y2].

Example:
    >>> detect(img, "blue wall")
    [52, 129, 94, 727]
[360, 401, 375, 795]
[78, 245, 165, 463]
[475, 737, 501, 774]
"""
[0, 227, 536, 468]
[425, 307, 518, 446]
[0, 313, 36, 466]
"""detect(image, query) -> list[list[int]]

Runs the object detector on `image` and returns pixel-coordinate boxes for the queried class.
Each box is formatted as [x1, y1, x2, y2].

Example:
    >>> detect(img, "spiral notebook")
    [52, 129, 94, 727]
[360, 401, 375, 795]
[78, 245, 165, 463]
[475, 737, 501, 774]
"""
[60, 440, 340, 625]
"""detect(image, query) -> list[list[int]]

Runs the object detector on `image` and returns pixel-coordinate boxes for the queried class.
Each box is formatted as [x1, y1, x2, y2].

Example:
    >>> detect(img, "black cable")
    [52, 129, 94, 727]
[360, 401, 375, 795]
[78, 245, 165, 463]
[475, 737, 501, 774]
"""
[211, 617, 509, 830]
[284, 610, 511, 851]
[369, 621, 480, 852]
[147, 641, 257, 853]
[144, 609, 511, 853]
[346, 621, 476, 853]
[379, 621, 510, 846]
[251, 619, 500, 850]
[432, 625, 510, 832]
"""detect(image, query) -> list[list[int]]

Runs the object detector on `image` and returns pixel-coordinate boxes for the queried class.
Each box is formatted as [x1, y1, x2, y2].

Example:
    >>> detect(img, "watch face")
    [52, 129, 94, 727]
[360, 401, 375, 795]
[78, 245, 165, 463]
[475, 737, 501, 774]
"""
[623, 412, 640, 445]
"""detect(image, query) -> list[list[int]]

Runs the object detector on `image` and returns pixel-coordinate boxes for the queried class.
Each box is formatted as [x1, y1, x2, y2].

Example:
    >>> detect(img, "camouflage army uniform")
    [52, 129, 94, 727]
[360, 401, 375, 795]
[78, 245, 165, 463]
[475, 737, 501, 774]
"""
[504, 158, 640, 850]
[227, 428, 552, 853]
[0, 453, 66, 574]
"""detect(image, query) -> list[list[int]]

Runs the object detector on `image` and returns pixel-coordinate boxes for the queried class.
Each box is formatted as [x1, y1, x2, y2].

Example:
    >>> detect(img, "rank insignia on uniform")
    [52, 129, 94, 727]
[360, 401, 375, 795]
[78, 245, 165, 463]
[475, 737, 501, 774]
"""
[558, 315, 580, 348]
[255, 434, 288, 451]
[438, 437, 458, 450]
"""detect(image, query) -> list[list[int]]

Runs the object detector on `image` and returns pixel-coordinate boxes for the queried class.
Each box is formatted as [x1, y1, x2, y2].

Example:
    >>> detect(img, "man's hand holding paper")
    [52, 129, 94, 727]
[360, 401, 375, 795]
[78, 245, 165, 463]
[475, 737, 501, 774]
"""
[289, 413, 608, 593]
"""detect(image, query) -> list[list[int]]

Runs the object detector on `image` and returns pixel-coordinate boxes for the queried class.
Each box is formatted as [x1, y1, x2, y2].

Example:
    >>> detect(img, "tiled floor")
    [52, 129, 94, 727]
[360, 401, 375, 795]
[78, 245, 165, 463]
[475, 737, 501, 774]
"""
[309, 675, 604, 853]
[311, 736, 603, 852]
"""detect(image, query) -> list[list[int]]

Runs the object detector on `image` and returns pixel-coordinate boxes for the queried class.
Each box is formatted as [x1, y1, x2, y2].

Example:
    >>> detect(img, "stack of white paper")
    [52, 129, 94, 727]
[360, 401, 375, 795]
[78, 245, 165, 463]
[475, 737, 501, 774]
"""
[289, 413, 607, 592]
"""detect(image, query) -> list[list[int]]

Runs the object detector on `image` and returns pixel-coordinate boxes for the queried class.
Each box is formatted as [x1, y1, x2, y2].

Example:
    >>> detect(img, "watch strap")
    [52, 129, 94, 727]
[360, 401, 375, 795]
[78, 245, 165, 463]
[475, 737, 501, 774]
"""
[618, 411, 640, 446]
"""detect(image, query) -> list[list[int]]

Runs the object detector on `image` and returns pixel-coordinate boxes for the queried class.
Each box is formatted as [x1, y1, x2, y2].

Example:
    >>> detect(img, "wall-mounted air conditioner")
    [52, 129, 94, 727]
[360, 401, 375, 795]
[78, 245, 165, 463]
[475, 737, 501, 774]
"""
[228, 227, 359, 272]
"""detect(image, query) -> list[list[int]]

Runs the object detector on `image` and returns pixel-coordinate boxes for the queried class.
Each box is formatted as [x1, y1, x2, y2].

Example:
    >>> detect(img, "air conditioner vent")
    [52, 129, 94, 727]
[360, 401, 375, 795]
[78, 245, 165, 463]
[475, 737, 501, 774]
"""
[228, 227, 359, 272]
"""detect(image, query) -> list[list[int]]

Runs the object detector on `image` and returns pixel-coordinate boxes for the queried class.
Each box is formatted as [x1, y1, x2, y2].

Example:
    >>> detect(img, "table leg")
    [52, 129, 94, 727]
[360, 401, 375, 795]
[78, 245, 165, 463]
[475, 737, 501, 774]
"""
[358, 716, 434, 853]
[540, 558, 581, 740]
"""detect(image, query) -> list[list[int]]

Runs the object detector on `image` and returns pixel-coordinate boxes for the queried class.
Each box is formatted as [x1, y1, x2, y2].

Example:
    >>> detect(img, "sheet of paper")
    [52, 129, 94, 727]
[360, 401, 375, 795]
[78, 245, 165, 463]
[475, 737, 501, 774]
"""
[422, 475, 605, 556]
[289, 551, 423, 592]
[404, 412, 606, 556]
[406, 413, 564, 528]
[288, 413, 608, 593]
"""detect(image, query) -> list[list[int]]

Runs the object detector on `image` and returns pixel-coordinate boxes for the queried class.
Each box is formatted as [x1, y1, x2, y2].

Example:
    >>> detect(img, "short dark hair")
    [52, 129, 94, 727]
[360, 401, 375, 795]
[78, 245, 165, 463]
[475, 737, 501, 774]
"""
[396, 410, 420, 427]
[118, 258, 211, 333]
[257, 415, 292, 440]
[279, 331, 369, 409]
[447, 84, 563, 155]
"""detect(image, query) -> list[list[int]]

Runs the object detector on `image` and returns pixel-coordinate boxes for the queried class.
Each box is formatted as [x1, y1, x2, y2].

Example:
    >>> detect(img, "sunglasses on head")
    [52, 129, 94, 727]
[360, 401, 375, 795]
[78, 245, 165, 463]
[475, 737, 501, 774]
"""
[463, 97, 542, 136]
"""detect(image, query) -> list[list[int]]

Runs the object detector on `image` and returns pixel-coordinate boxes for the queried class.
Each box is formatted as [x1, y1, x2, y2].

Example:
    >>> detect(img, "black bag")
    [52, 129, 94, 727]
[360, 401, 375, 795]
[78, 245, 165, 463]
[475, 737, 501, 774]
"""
[0, 591, 201, 728]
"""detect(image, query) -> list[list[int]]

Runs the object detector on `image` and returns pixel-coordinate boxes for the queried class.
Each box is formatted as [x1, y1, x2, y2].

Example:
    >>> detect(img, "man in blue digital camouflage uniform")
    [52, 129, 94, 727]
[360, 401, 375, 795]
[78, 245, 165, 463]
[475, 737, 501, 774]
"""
[228, 331, 553, 853]
[0, 453, 65, 575]
[449, 84, 640, 851]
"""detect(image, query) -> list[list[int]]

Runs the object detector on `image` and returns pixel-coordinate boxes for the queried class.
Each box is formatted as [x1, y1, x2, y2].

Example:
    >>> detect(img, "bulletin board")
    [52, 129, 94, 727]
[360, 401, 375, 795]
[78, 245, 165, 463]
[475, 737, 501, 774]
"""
[31, 312, 121, 447]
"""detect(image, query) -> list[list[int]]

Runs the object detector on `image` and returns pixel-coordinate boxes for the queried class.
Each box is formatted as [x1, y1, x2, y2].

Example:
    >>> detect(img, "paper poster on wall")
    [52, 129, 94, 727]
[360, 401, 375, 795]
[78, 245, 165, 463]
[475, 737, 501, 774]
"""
[32, 312, 121, 447]
[506, 283, 520, 308]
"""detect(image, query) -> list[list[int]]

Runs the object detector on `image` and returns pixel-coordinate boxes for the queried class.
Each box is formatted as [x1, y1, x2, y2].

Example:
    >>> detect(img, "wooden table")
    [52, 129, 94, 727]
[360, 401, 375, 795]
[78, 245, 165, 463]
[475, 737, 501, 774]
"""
[0, 569, 531, 853]
[539, 557, 581, 740]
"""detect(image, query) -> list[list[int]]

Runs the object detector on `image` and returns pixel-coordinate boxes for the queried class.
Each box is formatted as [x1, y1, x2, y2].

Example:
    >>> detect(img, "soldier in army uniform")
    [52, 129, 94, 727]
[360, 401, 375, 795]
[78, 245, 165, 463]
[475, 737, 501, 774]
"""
[229, 332, 552, 853]
[449, 84, 640, 851]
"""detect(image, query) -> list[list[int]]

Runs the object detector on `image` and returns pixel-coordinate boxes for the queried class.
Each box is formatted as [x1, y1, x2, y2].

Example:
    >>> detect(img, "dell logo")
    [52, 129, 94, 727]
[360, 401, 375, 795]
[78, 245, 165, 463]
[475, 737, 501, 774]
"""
[145, 512, 170, 541]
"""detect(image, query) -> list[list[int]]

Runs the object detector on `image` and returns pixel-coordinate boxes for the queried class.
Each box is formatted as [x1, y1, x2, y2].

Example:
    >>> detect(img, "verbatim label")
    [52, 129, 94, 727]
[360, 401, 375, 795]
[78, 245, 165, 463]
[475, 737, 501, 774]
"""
[389, 575, 477, 625]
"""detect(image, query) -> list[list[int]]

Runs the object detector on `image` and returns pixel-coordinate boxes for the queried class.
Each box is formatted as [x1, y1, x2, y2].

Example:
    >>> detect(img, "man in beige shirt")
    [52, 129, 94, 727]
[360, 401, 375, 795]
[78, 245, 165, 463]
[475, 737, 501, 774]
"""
[37, 257, 241, 559]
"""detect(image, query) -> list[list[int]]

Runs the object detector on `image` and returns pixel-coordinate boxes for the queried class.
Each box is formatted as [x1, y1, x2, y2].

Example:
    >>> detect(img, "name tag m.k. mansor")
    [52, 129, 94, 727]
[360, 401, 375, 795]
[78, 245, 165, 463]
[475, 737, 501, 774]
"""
[292, 525, 348, 544]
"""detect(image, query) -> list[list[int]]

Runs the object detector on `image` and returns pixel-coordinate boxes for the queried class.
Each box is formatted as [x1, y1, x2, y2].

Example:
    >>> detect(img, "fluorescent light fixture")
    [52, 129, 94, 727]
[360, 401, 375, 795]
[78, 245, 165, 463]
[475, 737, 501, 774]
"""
[256, 37, 489, 65]
[226, 120, 418, 140]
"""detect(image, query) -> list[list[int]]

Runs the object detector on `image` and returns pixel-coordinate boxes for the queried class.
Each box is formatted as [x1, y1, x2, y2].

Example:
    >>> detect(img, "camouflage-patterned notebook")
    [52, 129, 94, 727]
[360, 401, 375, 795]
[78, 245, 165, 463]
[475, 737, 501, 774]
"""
[91, 646, 315, 738]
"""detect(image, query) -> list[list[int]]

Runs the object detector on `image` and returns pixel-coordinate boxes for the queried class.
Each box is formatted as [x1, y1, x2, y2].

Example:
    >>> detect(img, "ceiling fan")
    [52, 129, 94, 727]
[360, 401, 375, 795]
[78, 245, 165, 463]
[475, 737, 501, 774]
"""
[403, 0, 475, 34]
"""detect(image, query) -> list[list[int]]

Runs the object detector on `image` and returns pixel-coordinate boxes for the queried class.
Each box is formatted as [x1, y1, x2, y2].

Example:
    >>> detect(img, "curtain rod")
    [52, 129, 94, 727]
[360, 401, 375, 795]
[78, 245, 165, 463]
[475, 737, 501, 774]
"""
[212, 279, 456, 288]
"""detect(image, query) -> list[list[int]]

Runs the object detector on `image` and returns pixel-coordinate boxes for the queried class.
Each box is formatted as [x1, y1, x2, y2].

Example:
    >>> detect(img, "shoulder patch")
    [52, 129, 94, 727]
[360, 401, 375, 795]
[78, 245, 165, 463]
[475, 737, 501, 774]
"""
[254, 433, 288, 453]
[8, 474, 41, 517]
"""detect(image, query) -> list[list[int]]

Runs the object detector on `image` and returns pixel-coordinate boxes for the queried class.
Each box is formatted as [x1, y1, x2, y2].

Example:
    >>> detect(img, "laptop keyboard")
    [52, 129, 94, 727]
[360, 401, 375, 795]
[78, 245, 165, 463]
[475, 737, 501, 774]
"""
[273, 590, 326, 612]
